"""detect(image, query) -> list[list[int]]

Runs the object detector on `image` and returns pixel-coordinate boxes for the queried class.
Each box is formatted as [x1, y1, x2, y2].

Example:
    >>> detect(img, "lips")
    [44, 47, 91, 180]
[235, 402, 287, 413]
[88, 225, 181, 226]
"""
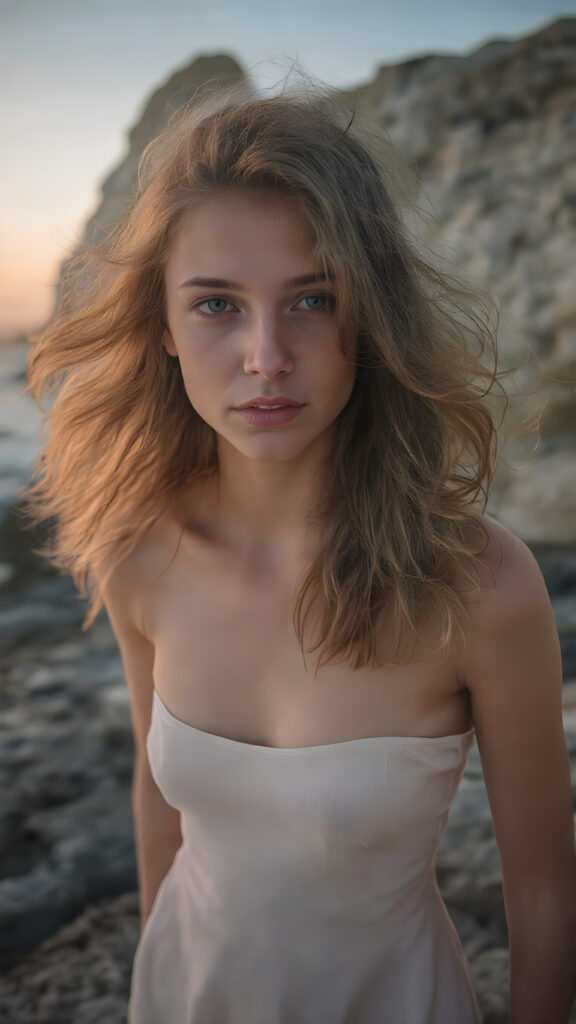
[235, 405, 304, 426]
[235, 396, 304, 409]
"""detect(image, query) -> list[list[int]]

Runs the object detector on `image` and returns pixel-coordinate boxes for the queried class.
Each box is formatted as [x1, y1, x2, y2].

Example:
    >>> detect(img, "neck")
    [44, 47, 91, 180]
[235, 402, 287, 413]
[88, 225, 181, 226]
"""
[188, 438, 331, 574]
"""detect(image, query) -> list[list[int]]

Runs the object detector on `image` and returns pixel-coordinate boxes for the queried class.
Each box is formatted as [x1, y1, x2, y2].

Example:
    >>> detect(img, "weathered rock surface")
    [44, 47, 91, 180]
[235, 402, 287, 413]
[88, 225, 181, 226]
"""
[344, 17, 576, 544]
[65, 54, 246, 256]
[0, 892, 139, 1023]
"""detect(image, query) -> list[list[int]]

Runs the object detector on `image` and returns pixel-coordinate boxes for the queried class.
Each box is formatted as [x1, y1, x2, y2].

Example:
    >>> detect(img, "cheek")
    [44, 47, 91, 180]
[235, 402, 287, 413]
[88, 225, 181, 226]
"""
[330, 354, 357, 399]
[177, 345, 219, 386]
[176, 350, 229, 417]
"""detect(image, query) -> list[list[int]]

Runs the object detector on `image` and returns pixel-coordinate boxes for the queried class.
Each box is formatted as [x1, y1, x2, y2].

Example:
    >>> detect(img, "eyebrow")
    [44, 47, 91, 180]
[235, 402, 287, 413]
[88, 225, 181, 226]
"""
[178, 273, 332, 291]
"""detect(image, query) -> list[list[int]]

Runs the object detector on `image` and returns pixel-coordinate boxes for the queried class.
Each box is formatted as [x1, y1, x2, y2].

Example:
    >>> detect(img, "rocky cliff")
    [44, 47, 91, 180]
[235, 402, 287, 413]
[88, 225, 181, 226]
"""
[345, 16, 576, 542]
[76, 53, 246, 248]
[63, 17, 576, 542]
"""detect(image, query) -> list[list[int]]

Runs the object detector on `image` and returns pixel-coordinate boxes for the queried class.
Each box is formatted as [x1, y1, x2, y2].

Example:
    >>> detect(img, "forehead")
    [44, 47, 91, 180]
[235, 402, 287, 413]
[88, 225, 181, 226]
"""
[165, 189, 319, 279]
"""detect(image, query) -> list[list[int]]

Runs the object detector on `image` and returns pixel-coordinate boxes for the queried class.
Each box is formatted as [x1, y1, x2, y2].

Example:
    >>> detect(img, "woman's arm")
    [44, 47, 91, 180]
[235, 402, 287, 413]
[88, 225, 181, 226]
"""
[133, 749, 183, 927]
[102, 562, 183, 930]
[461, 520, 576, 1023]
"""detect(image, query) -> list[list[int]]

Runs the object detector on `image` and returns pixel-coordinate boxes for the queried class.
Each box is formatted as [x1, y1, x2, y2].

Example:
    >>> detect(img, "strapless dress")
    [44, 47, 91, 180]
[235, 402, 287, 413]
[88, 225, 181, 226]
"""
[127, 689, 482, 1023]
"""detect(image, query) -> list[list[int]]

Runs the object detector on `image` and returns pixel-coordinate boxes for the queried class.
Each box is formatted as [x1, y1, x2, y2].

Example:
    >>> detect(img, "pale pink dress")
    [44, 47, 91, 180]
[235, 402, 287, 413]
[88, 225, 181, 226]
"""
[128, 688, 483, 1023]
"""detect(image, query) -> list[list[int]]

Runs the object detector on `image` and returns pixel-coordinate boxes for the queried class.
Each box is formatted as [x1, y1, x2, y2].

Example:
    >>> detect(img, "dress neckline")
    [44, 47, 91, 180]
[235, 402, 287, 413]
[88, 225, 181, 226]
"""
[152, 689, 475, 756]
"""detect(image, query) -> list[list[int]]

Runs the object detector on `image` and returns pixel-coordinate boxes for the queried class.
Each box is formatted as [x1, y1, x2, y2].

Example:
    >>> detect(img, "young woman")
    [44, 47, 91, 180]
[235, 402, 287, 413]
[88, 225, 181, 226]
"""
[25, 84, 576, 1023]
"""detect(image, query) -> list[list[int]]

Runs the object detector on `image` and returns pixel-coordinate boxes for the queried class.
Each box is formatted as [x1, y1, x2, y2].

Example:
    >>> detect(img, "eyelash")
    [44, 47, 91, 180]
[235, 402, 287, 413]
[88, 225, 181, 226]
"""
[191, 293, 335, 317]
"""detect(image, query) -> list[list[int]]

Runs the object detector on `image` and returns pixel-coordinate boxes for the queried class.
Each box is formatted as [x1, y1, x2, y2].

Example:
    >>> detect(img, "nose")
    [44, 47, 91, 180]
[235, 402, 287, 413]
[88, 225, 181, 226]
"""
[243, 311, 294, 380]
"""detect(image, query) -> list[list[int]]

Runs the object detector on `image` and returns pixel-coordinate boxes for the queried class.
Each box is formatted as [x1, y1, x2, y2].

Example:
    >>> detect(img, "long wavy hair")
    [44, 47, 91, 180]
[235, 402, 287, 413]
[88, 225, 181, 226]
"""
[25, 79, 505, 672]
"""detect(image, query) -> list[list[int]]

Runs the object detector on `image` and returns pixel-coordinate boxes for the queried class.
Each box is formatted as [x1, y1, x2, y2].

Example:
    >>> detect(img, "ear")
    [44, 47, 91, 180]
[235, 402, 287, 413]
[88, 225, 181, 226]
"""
[163, 327, 178, 357]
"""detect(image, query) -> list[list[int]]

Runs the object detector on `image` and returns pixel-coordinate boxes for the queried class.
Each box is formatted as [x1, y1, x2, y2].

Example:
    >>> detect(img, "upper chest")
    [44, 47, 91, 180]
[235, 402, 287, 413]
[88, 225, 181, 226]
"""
[138, 530, 469, 747]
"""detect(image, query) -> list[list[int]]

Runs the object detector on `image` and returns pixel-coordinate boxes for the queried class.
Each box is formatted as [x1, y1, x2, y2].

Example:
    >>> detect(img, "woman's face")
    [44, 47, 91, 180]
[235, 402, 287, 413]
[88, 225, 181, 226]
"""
[163, 188, 356, 465]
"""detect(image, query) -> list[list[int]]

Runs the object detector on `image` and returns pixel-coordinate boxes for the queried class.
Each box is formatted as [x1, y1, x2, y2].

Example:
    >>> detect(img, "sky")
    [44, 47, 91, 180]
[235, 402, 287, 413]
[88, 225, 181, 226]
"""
[1, 0, 573, 339]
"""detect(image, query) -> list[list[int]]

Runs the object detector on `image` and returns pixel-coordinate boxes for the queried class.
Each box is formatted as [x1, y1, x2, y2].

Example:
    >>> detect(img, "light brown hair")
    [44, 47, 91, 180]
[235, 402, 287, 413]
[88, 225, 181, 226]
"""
[25, 80, 505, 671]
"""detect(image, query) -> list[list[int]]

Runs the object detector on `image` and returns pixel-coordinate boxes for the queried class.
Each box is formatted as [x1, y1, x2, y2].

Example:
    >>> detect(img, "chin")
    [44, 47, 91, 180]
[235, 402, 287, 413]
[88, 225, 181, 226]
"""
[243, 446, 308, 463]
[232, 436, 315, 461]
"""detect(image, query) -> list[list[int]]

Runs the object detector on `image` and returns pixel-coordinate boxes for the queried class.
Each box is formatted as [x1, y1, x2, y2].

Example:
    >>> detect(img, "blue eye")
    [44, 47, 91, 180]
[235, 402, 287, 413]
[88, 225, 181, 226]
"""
[199, 298, 232, 314]
[298, 294, 333, 311]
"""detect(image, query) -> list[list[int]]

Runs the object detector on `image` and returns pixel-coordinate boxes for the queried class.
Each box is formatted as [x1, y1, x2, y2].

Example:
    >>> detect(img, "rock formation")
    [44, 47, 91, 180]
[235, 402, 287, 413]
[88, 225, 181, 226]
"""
[81, 54, 246, 248]
[344, 17, 576, 543]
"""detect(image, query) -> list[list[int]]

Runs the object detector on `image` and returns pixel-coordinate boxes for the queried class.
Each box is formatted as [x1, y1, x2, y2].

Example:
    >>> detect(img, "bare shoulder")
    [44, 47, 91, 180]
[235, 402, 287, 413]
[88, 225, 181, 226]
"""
[457, 513, 560, 689]
[458, 510, 563, 757]
[97, 512, 182, 757]
[98, 511, 182, 637]
[464, 513, 552, 624]
[456, 520, 575, 918]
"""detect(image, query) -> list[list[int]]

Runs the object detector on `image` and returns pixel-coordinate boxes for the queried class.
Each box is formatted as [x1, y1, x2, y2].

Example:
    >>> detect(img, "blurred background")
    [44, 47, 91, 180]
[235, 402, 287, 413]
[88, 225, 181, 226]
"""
[1, 2, 575, 1021]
